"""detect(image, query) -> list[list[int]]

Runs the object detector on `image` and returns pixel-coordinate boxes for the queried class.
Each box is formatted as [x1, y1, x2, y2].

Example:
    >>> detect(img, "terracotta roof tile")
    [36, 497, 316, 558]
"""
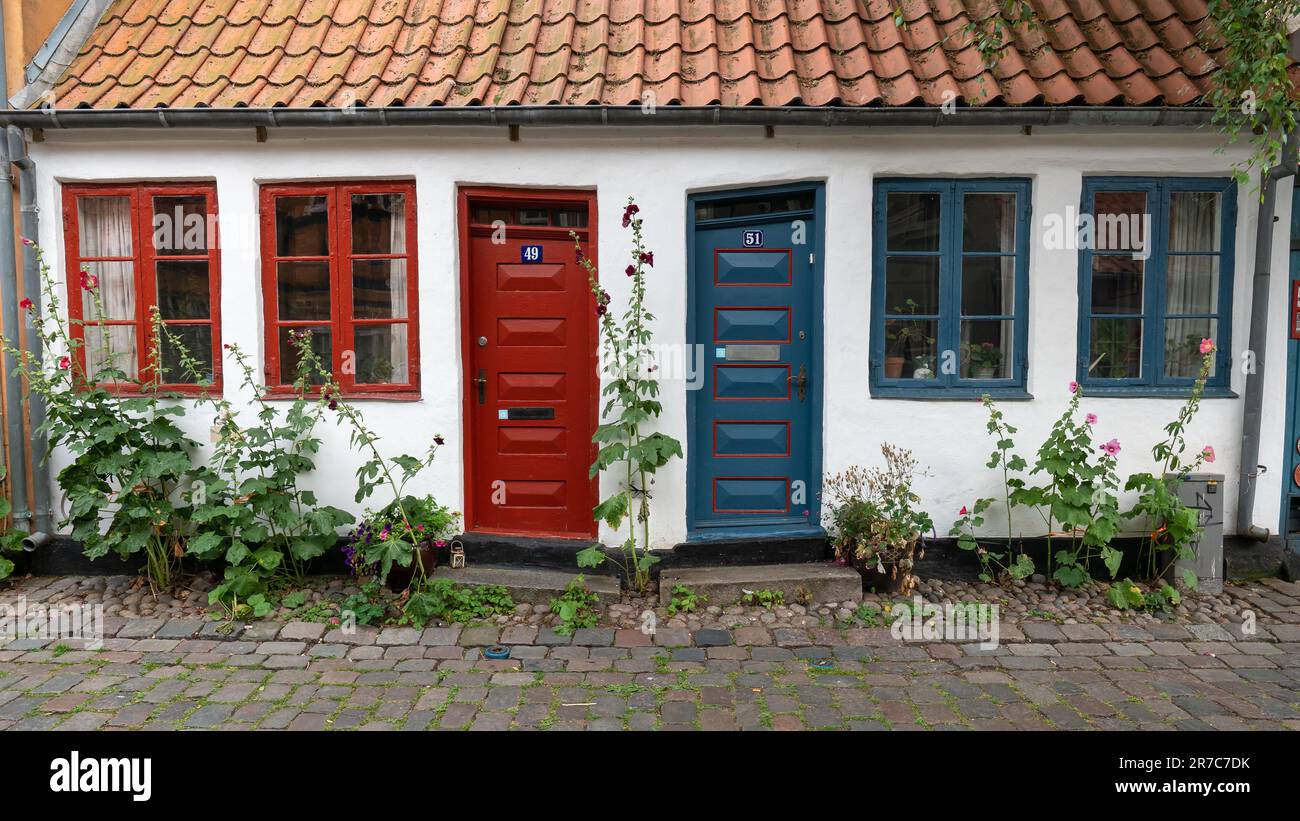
[50, 0, 1235, 109]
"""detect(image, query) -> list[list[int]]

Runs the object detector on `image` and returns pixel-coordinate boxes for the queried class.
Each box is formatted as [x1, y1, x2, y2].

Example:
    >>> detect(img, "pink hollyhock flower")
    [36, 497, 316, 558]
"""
[19, 297, 33, 310]
[1085, 413, 1097, 425]
[1068, 380, 1079, 394]
[959, 506, 968, 516]
[1202, 445, 1216, 463]
[1199, 338, 1214, 355]
[1100, 438, 1122, 457]
[58, 355, 71, 370]
[80, 271, 98, 291]
[20, 236, 33, 247]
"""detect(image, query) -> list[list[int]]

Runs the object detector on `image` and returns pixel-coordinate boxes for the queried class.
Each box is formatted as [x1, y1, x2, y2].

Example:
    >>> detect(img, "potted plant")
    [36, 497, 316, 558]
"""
[822, 444, 934, 594]
[346, 495, 461, 590]
[962, 341, 1002, 379]
[884, 299, 934, 378]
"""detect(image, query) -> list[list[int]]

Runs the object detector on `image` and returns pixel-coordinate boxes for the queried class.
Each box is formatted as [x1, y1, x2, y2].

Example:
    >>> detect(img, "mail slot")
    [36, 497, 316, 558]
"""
[725, 344, 781, 362]
[503, 407, 555, 420]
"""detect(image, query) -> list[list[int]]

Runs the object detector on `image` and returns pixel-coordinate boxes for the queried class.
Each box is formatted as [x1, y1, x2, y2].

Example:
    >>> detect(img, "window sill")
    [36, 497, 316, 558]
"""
[869, 386, 1033, 401]
[1078, 385, 1238, 399]
[261, 389, 422, 402]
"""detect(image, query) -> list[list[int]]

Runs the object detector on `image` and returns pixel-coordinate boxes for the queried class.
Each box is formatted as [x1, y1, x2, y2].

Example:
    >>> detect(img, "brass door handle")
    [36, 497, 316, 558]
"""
[474, 369, 487, 405]
[788, 364, 807, 402]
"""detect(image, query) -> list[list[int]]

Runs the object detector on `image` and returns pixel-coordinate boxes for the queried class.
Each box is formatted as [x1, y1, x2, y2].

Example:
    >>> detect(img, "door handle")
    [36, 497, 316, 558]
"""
[788, 364, 807, 402]
[474, 369, 487, 405]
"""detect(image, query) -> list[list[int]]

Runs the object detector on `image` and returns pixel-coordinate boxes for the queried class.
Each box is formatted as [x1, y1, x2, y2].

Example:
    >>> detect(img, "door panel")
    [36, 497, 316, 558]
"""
[462, 192, 596, 537]
[689, 189, 822, 535]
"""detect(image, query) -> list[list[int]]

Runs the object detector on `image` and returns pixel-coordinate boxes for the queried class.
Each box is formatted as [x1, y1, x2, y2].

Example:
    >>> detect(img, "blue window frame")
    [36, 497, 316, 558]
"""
[871, 178, 1032, 398]
[1078, 177, 1236, 395]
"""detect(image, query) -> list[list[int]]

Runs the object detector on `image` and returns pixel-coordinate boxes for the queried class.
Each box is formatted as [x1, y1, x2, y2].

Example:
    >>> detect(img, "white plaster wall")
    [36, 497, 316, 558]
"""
[27, 126, 1285, 552]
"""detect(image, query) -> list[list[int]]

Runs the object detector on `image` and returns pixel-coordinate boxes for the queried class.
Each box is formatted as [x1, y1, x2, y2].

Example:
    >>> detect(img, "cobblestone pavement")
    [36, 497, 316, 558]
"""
[2, 578, 1300, 731]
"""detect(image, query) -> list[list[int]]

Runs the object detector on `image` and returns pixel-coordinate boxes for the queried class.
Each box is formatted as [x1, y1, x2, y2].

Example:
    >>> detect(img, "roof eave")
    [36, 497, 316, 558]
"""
[0, 105, 1218, 130]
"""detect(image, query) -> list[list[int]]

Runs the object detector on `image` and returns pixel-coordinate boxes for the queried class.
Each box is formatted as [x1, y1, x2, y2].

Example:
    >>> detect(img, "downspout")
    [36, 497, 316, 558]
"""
[1237, 132, 1298, 541]
[9, 127, 49, 536]
[0, 0, 31, 534]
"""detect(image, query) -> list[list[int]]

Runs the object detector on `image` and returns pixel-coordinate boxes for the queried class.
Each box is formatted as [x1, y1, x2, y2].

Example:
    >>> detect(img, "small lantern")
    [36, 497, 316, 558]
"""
[450, 541, 466, 569]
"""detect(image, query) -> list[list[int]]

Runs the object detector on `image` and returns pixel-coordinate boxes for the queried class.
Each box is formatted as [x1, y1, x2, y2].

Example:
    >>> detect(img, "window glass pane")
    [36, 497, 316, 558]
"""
[1090, 256, 1144, 314]
[77, 197, 133, 257]
[84, 325, 138, 381]
[351, 194, 406, 255]
[275, 196, 329, 257]
[962, 193, 1016, 252]
[961, 256, 1014, 316]
[158, 324, 213, 384]
[278, 326, 331, 385]
[884, 257, 939, 315]
[471, 206, 511, 225]
[886, 192, 940, 251]
[883, 319, 938, 380]
[1091, 191, 1148, 254]
[152, 195, 209, 255]
[353, 260, 408, 319]
[1088, 318, 1142, 379]
[960, 320, 1013, 379]
[1169, 191, 1221, 252]
[1164, 318, 1217, 378]
[517, 208, 549, 226]
[83, 261, 135, 321]
[355, 324, 409, 384]
[156, 260, 210, 320]
[694, 192, 813, 221]
[554, 208, 588, 227]
[277, 261, 331, 321]
[1166, 256, 1219, 315]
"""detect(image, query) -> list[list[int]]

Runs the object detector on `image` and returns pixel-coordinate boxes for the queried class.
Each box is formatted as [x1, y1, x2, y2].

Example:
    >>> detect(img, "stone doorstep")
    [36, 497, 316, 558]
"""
[658, 563, 862, 607]
[430, 565, 621, 605]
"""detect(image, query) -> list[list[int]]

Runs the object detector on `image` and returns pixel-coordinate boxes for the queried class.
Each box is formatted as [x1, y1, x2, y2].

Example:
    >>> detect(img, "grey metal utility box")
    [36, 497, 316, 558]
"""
[1168, 473, 1225, 594]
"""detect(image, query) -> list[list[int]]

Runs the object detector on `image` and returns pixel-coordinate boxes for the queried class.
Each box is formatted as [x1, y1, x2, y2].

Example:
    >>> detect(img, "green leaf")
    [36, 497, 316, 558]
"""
[1181, 568, 1200, 591]
[225, 540, 250, 566]
[576, 545, 606, 568]
[1100, 545, 1123, 579]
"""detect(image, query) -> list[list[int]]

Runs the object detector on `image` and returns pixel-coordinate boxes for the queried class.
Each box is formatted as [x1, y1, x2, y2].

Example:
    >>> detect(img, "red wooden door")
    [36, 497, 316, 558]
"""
[460, 190, 598, 538]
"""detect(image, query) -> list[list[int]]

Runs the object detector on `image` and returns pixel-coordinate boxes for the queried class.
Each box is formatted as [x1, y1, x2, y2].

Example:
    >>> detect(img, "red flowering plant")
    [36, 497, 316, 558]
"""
[1123, 340, 1219, 586]
[570, 197, 683, 594]
[0, 242, 202, 591]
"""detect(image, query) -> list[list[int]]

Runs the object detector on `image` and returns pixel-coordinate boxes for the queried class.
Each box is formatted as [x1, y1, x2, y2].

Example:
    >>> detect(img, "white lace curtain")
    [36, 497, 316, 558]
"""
[1165, 192, 1219, 376]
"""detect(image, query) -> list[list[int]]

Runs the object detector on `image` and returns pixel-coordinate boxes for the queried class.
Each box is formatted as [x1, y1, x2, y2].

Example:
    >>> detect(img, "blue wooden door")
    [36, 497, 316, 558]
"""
[1284, 186, 1300, 548]
[687, 185, 823, 538]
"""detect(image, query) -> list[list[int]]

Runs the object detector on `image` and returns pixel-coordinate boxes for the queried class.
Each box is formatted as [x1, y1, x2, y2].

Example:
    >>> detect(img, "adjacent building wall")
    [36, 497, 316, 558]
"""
[26, 126, 1285, 551]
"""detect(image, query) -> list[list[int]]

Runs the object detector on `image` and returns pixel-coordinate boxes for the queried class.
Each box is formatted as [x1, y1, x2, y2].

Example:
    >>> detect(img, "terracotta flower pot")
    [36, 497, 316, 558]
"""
[884, 356, 906, 378]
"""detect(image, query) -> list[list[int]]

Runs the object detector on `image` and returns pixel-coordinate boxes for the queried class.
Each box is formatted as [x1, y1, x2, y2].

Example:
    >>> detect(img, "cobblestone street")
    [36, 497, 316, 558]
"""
[2, 577, 1300, 731]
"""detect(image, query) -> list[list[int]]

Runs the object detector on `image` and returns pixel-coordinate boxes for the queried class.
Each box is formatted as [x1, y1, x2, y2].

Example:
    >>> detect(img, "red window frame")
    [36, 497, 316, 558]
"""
[61, 182, 222, 394]
[260, 182, 420, 399]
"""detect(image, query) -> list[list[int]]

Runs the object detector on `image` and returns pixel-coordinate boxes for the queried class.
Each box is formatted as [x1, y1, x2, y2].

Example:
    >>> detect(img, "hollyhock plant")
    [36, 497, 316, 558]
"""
[1068, 380, 1079, 394]
[1202, 445, 1216, 463]
[571, 196, 682, 595]
[1085, 413, 1097, 425]
[1101, 438, 1122, 457]
[79, 270, 98, 291]
[1199, 337, 1214, 355]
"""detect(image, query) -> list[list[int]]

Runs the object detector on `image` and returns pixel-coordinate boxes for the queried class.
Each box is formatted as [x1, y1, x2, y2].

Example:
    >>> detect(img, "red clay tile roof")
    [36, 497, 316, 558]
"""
[51, 0, 1232, 109]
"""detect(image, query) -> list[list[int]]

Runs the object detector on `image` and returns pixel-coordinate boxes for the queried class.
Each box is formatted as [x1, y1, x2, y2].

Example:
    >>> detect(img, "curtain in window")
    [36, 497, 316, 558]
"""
[390, 203, 408, 382]
[77, 197, 137, 379]
[1165, 192, 1219, 376]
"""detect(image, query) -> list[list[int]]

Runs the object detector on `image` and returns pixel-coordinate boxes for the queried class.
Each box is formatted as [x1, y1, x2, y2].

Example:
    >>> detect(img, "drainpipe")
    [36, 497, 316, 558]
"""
[0, 0, 31, 534]
[9, 127, 48, 535]
[1237, 133, 1298, 541]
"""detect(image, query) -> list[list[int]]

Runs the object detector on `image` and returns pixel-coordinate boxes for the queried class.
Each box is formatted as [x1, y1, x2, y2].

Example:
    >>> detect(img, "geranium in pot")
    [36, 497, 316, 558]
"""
[822, 444, 933, 594]
[347, 495, 461, 591]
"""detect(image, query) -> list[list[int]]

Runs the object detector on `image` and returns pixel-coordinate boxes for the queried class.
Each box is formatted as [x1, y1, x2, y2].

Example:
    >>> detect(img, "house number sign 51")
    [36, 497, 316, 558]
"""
[742, 230, 764, 248]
